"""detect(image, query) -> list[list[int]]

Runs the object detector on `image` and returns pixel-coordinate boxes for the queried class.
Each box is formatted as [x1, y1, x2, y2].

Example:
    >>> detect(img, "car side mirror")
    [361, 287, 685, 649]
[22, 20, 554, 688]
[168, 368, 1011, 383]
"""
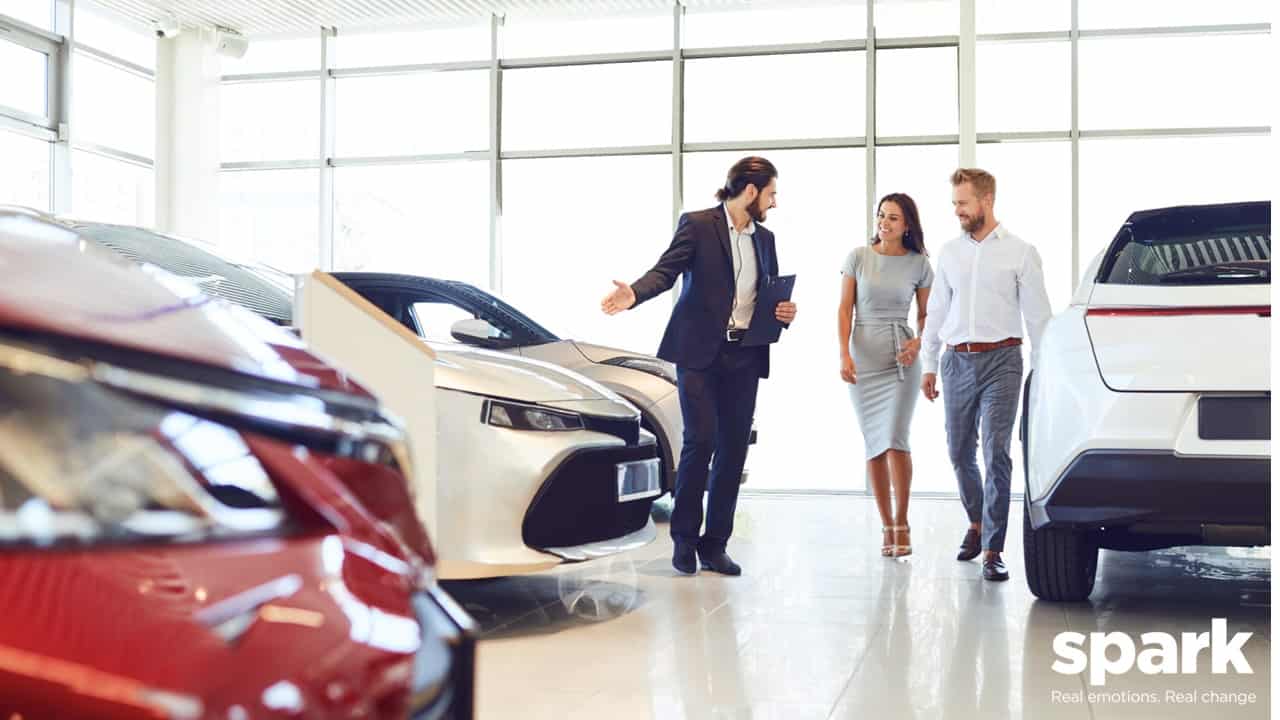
[451, 318, 513, 349]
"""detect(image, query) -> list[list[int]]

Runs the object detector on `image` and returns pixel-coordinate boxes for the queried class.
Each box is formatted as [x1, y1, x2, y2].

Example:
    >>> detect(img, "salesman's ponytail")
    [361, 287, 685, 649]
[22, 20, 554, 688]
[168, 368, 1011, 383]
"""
[715, 156, 778, 202]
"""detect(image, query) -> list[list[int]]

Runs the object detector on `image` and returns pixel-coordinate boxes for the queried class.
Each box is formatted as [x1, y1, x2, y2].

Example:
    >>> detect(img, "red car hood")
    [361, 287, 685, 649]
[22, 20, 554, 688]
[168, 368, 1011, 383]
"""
[0, 211, 370, 398]
[0, 437, 423, 719]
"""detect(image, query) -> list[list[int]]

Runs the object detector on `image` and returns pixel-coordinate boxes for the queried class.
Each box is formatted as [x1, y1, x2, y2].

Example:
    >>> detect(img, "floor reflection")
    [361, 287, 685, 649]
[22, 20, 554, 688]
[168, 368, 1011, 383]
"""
[441, 497, 1269, 720]
[444, 556, 646, 639]
[941, 579, 1011, 720]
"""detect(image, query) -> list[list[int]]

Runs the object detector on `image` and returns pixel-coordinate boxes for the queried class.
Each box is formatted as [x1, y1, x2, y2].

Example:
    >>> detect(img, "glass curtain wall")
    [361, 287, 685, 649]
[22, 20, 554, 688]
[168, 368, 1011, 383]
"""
[218, 36, 322, 271]
[214, 0, 1269, 493]
[0, 1, 156, 223]
[71, 1, 157, 225]
[1, 1, 54, 210]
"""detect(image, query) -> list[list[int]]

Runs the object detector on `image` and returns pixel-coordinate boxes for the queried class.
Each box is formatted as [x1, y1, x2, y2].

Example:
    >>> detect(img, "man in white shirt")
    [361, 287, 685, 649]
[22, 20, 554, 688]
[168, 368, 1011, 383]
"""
[920, 168, 1053, 582]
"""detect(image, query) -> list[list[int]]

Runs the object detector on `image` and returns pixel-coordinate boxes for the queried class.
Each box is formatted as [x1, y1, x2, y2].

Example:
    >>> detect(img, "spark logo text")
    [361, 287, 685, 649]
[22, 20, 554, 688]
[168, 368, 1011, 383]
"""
[1052, 619, 1253, 686]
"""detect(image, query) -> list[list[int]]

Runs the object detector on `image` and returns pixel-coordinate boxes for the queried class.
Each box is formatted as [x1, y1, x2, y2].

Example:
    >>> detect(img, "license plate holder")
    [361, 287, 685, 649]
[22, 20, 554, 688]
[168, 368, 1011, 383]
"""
[616, 458, 661, 503]
[1199, 396, 1270, 440]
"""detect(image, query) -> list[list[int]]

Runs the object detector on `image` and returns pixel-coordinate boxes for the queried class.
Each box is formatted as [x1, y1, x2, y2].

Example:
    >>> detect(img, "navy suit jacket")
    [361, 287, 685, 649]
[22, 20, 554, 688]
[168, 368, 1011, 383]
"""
[630, 205, 782, 378]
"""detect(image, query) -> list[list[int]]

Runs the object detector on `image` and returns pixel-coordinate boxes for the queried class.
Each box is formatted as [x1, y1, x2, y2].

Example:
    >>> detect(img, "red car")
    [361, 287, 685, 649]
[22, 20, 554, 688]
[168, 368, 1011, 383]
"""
[0, 207, 474, 719]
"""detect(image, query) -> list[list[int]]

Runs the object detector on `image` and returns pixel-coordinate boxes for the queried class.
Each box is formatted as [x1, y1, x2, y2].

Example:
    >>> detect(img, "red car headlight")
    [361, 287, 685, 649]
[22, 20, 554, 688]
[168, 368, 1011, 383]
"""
[0, 348, 287, 546]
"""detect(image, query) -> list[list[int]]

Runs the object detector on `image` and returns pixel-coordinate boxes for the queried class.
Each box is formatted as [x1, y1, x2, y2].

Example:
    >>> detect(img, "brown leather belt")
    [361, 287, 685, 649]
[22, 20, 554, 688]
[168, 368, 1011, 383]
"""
[949, 337, 1022, 353]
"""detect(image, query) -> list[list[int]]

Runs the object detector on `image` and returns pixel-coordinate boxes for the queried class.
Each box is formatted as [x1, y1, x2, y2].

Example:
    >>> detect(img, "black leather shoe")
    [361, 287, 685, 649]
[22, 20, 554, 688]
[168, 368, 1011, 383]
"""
[956, 528, 981, 561]
[697, 549, 742, 576]
[982, 556, 1010, 582]
[672, 545, 697, 575]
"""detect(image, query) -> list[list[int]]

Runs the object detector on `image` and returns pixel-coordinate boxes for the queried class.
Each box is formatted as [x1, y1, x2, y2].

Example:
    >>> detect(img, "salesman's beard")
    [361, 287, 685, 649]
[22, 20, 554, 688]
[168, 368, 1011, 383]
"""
[960, 211, 986, 234]
[748, 197, 769, 223]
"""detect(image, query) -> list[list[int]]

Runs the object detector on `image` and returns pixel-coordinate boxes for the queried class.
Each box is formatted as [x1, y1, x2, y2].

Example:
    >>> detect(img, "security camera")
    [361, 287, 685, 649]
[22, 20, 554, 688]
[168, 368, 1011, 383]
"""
[153, 17, 181, 39]
[215, 29, 249, 59]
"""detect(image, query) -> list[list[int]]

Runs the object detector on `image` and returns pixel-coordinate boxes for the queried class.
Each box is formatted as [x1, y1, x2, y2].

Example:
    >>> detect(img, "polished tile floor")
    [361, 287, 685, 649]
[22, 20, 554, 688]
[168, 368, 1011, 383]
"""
[441, 495, 1270, 720]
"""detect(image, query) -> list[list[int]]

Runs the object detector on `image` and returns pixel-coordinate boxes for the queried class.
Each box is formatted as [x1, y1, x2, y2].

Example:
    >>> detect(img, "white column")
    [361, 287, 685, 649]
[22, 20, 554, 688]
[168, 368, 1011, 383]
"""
[319, 27, 337, 271]
[864, 0, 876, 240]
[958, 0, 977, 167]
[1070, 0, 1081, 288]
[488, 13, 504, 294]
[155, 28, 220, 240]
[671, 3, 684, 228]
[671, 4, 684, 307]
[50, 0, 75, 215]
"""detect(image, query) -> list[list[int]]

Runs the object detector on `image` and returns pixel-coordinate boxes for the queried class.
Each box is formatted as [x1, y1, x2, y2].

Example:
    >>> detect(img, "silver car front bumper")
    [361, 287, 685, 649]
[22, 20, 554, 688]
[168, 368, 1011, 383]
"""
[543, 519, 658, 561]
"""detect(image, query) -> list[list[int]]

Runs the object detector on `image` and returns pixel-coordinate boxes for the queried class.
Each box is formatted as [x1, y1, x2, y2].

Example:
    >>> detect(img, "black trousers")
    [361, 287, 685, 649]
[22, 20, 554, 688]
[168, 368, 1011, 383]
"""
[669, 341, 764, 553]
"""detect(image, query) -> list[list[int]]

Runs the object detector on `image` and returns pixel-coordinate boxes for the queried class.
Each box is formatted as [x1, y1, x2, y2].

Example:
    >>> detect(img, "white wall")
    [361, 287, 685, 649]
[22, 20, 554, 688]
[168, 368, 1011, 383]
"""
[156, 28, 221, 241]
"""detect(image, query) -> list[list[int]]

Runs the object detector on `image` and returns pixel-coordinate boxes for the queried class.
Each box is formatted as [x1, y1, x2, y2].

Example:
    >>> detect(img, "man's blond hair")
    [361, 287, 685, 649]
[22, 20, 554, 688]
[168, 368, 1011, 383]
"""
[950, 168, 996, 200]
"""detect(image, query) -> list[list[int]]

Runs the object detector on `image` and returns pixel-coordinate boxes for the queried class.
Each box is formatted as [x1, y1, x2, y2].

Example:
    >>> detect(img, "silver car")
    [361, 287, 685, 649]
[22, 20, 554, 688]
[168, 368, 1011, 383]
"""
[38, 216, 664, 579]
[332, 272, 758, 494]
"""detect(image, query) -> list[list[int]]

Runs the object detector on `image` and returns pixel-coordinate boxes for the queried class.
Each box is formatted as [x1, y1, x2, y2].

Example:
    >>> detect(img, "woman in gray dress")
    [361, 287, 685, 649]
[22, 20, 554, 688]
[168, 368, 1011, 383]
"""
[837, 193, 933, 557]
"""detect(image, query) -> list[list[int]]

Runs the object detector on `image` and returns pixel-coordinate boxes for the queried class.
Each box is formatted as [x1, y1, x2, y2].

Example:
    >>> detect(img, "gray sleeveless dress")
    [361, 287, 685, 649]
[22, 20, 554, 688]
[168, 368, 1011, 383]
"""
[841, 245, 935, 459]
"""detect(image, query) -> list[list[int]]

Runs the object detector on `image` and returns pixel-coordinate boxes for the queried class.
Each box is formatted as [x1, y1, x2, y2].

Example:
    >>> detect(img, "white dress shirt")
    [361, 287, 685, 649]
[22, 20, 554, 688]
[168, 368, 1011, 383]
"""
[920, 224, 1053, 373]
[725, 204, 759, 330]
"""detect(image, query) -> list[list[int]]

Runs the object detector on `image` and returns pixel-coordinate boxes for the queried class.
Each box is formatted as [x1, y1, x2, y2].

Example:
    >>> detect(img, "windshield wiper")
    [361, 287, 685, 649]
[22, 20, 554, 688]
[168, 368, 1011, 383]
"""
[1158, 262, 1270, 284]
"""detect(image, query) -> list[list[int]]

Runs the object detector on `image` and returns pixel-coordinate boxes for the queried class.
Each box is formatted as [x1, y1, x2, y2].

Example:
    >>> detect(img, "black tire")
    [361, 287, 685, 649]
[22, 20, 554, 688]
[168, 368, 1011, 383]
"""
[1023, 501, 1099, 601]
[1021, 370, 1098, 602]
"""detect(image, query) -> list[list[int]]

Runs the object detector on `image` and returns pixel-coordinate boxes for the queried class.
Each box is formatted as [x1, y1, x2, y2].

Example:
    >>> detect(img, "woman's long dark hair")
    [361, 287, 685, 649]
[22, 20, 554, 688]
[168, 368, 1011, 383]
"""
[871, 192, 926, 255]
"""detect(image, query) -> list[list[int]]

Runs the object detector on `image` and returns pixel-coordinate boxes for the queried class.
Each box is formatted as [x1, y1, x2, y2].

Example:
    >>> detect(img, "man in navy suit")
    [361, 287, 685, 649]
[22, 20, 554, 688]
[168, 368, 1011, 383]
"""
[601, 156, 797, 576]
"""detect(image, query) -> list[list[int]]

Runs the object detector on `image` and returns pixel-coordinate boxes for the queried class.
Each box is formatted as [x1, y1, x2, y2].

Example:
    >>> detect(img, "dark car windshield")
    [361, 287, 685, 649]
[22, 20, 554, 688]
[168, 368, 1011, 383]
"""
[443, 280, 559, 343]
[73, 223, 296, 324]
[1098, 202, 1271, 286]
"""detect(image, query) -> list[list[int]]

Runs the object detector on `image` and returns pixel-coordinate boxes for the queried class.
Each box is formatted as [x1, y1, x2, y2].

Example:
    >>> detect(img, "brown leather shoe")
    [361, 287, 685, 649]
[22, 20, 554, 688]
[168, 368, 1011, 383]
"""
[956, 528, 981, 561]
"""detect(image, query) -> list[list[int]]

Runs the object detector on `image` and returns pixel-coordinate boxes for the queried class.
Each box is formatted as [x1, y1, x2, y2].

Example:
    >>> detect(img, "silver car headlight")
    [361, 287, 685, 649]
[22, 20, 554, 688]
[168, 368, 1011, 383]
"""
[601, 356, 677, 386]
[484, 399, 584, 431]
[0, 359, 285, 546]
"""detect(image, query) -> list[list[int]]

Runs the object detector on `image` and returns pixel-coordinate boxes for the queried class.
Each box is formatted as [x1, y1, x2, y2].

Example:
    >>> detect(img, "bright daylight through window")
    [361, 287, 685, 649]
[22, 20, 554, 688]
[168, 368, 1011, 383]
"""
[198, 0, 1272, 494]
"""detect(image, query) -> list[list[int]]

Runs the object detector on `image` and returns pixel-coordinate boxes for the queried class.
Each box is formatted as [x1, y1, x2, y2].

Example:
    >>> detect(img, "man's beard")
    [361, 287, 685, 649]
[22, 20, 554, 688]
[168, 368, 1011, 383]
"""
[748, 198, 768, 223]
[960, 211, 985, 234]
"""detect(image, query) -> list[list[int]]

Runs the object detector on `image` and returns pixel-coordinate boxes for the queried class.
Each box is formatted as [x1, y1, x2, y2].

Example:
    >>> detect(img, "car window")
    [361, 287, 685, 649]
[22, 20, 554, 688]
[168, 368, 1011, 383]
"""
[1102, 228, 1270, 286]
[412, 302, 482, 344]
[1098, 203, 1271, 286]
[444, 281, 559, 342]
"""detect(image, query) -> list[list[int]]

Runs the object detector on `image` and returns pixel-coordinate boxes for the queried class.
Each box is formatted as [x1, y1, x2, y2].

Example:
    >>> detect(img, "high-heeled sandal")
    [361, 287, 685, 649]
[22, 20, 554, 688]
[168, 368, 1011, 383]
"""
[893, 526, 912, 557]
[881, 526, 896, 557]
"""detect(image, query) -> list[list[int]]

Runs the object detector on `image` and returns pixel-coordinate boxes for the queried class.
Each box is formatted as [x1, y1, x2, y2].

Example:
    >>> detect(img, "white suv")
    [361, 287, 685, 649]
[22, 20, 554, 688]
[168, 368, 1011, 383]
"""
[1023, 201, 1270, 601]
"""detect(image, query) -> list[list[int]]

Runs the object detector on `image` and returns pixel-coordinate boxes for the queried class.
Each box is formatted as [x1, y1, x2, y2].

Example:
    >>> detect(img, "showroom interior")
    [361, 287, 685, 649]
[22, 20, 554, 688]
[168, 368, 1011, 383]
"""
[0, 0, 1272, 718]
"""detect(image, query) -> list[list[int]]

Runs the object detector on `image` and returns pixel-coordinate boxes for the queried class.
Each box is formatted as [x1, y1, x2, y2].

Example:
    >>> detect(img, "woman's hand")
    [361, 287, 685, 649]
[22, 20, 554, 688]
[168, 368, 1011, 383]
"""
[840, 354, 858, 384]
[896, 338, 922, 367]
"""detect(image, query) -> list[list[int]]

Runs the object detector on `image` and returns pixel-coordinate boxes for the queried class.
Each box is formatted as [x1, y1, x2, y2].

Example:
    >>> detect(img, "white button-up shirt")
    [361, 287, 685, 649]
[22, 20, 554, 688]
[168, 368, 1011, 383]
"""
[725, 204, 759, 330]
[921, 224, 1053, 373]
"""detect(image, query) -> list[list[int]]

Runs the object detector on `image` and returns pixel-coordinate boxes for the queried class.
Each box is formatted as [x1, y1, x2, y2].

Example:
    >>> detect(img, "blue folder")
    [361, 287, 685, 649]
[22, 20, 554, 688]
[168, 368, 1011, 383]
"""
[741, 274, 796, 347]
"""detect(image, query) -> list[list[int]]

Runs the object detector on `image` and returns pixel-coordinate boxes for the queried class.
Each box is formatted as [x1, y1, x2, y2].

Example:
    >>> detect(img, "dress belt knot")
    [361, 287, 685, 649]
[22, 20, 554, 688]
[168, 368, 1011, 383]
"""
[855, 319, 912, 382]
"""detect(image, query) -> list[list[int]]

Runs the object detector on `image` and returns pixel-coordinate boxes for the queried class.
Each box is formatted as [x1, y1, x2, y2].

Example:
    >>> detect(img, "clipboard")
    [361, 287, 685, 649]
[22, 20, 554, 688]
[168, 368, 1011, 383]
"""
[740, 274, 796, 347]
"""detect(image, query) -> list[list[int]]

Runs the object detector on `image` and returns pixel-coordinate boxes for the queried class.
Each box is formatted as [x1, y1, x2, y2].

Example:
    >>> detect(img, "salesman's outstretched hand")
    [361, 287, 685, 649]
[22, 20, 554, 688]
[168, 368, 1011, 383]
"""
[601, 280, 637, 315]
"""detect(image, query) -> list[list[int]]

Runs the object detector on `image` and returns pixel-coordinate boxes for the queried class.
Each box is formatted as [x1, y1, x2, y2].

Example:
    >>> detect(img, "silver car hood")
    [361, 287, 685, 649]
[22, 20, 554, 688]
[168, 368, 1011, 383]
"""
[430, 342, 637, 417]
[570, 341, 665, 365]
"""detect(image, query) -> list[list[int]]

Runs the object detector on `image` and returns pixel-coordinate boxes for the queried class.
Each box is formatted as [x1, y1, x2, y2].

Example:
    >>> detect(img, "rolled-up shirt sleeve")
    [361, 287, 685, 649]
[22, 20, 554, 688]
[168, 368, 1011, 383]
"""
[921, 256, 951, 374]
[1018, 244, 1054, 371]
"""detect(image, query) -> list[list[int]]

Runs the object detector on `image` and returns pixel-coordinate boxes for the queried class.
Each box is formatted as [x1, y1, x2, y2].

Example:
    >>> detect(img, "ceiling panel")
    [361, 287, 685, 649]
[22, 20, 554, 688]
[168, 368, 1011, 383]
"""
[90, 0, 668, 36]
[86, 0, 838, 37]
